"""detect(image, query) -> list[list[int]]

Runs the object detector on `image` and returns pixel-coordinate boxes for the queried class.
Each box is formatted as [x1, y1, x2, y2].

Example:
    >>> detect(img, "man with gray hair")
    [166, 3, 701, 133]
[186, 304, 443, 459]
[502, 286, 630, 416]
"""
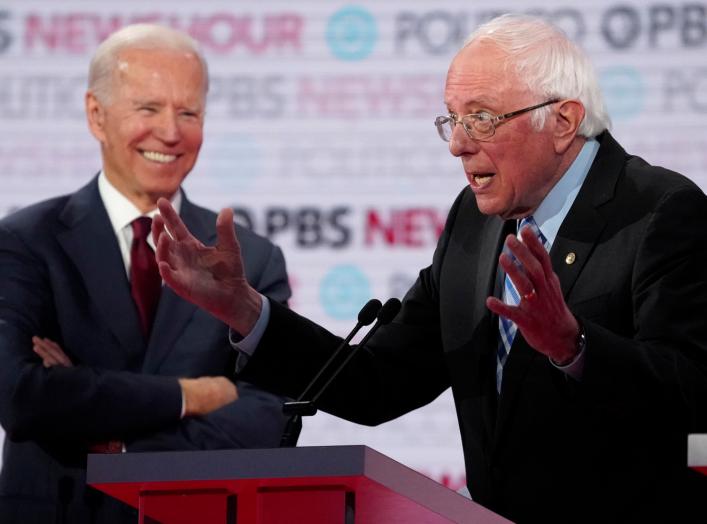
[154, 13, 707, 524]
[0, 24, 291, 523]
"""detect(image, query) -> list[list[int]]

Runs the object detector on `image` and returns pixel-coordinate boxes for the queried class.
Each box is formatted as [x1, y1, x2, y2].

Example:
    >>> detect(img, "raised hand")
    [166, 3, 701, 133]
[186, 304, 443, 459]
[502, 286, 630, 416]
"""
[153, 198, 262, 335]
[32, 336, 74, 368]
[486, 225, 580, 364]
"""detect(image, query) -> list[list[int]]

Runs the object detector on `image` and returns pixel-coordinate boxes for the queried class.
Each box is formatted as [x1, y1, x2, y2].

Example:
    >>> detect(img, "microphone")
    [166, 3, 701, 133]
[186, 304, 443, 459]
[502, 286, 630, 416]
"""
[295, 299, 381, 404]
[279, 299, 382, 447]
[310, 298, 401, 405]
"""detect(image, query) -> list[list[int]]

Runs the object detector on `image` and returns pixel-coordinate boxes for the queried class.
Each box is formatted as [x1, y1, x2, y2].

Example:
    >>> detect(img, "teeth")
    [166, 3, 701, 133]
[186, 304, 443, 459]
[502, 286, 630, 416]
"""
[474, 174, 493, 186]
[142, 150, 177, 163]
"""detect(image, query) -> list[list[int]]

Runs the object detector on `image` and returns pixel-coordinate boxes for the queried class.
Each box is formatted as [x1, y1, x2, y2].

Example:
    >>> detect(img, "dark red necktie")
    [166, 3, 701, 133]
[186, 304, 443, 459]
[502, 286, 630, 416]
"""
[130, 216, 161, 337]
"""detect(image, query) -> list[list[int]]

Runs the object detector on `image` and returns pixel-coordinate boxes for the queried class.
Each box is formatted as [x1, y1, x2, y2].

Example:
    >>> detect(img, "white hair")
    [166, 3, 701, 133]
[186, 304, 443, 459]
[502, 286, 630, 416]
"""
[88, 24, 208, 104]
[464, 13, 610, 138]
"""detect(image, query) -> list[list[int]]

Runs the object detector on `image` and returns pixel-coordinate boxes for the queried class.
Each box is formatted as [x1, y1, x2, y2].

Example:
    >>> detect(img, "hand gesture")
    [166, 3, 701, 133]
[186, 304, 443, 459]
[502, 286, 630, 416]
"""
[32, 336, 73, 367]
[486, 225, 579, 364]
[153, 198, 262, 334]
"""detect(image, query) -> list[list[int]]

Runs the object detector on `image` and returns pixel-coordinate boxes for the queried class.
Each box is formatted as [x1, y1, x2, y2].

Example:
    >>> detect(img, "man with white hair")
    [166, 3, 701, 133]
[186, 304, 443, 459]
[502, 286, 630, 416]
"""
[154, 14, 707, 523]
[0, 24, 291, 523]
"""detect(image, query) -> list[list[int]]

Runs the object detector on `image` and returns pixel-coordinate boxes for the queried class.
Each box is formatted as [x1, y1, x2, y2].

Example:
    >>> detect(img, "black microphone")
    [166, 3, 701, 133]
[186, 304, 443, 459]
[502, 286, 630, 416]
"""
[279, 299, 382, 447]
[310, 298, 401, 405]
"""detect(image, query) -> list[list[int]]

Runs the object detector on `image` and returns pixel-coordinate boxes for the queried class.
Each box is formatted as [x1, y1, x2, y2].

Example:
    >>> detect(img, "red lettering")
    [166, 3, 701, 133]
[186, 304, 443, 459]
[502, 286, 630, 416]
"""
[365, 210, 396, 246]
[365, 208, 446, 247]
[23, 12, 303, 55]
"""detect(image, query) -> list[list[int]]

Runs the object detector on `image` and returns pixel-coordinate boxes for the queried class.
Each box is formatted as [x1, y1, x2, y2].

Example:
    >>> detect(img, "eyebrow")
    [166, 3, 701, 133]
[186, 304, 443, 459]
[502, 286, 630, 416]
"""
[132, 99, 162, 108]
[131, 99, 203, 113]
[446, 96, 499, 114]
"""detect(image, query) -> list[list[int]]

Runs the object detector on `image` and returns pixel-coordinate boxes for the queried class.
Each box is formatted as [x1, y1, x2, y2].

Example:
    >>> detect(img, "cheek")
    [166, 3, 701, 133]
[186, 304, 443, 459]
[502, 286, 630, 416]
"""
[122, 122, 152, 149]
[184, 128, 203, 154]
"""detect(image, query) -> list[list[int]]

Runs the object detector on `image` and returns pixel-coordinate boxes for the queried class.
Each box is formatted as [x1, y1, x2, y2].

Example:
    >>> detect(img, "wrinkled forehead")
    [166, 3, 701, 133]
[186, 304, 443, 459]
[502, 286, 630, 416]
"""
[444, 41, 522, 109]
[113, 48, 207, 94]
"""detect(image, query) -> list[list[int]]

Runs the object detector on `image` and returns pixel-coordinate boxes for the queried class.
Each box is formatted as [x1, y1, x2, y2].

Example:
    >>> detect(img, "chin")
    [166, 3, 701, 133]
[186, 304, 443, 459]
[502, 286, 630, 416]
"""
[473, 197, 505, 218]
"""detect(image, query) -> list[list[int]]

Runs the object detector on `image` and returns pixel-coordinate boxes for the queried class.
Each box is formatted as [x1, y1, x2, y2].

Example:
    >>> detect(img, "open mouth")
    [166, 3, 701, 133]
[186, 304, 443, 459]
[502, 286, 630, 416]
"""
[472, 173, 495, 186]
[140, 150, 178, 164]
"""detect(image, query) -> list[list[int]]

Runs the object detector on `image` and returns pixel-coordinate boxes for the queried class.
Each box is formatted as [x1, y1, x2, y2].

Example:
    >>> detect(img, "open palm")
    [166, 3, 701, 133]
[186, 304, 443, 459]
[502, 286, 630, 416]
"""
[154, 199, 260, 333]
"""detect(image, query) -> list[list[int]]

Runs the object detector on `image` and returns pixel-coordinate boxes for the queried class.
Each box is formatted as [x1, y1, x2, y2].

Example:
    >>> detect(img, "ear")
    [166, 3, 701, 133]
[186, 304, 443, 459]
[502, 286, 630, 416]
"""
[552, 99, 585, 154]
[85, 91, 107, 143]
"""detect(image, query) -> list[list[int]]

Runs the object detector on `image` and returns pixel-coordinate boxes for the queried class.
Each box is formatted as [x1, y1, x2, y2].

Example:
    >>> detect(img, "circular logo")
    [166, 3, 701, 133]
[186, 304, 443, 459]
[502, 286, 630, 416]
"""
[326, 6, 378, 61]
[320, 264, 371, 320]
[599, 66, 645, 120]
[191, 132, 262, 193]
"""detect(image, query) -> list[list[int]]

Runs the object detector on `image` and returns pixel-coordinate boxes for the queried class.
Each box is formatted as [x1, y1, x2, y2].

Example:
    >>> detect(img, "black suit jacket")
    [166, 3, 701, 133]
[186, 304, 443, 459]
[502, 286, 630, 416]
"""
[0, 177, 291, 524]
[241, 133, 707, 523]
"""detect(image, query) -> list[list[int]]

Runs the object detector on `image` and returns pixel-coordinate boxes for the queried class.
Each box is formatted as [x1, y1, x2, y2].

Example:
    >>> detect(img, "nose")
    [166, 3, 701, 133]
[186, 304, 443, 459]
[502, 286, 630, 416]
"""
[448, 122, 480, 157]
[154, 109, 181, 144]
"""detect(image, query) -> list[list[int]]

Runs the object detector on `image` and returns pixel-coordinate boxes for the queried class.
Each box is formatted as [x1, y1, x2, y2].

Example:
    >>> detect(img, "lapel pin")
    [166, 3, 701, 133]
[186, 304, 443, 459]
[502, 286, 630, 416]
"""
[565, 252, 576, 265]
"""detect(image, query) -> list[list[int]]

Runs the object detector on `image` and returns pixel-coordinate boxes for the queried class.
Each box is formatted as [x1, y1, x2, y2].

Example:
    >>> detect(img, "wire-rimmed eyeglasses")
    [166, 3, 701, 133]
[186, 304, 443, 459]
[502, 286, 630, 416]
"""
[434, 99, 560, 142]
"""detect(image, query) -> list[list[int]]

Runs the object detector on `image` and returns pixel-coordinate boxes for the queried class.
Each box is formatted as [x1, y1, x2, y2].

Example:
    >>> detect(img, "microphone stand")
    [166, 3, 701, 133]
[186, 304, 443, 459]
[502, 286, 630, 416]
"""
[280, 298, 401, 447]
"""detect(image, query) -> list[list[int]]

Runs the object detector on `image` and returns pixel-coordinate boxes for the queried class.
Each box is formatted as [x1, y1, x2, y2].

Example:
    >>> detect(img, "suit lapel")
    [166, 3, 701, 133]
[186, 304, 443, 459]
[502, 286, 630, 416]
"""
[494, 132, 624, 437]
[56, 178, 145, 363]
[552, 133, 622, 297]
[460, 212, 509, 441]
[142, 196, 216, 373]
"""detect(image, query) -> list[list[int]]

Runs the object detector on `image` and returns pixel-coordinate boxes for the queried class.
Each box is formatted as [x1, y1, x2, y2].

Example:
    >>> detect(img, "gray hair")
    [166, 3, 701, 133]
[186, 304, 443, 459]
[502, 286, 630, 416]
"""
[88, 24, 208, 104]
[464, 14, 610, 138]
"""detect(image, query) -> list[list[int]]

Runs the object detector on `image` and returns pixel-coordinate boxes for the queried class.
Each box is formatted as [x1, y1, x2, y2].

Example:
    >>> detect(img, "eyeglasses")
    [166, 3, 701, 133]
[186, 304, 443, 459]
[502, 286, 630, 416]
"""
[434, 99, 560, 142]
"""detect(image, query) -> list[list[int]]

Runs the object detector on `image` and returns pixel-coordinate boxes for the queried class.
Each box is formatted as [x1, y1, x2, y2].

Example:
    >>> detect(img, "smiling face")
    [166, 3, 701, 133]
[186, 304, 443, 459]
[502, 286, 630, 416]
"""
[444, 40, 568, 220]
[86, 47, 206, 212]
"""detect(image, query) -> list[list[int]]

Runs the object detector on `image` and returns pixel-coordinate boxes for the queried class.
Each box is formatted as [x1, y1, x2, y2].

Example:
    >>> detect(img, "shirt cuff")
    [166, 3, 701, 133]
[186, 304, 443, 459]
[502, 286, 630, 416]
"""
[550, 345, 585, 381]
[228, 293, 270, 357]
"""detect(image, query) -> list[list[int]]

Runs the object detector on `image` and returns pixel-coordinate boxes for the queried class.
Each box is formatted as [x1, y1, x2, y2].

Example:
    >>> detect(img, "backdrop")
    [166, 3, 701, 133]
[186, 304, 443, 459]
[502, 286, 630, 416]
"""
[1, 0, 705, 489]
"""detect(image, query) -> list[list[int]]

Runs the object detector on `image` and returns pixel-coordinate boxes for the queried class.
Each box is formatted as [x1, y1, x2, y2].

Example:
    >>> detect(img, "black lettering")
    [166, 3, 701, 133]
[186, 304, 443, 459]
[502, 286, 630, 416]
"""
[265, 207, 289, 238]
[682, 4, 707, 47]
[394, 12, 418, 54]
[0, 10, 12, 53]
[649, 5, 676, 47]
[231, 207, 254, 231]
[602, 6, 640, 49]
[296, 208, 322, 248]
[328, 207, 351, 248]
[261, 76, 285, 117]
[418, 11, 462, 54]
[553, 9, 586, 43]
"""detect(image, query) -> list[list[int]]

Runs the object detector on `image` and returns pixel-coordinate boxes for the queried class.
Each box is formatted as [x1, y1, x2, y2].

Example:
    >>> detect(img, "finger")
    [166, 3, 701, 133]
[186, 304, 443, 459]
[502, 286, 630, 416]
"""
[156, 260, 184, 296]
[499, 252, 534, 299]
[519, 226, 554, 278]
[33, 345, 60, 367]
[486, 296, 524, 326]
[42, 339, 73, 367]
[505, 234, 544, 289]
[33, 339, 72, 367]
[157, 197, 192, 241]
[215, 207, 241, 255]
[152, 213, 169, 247]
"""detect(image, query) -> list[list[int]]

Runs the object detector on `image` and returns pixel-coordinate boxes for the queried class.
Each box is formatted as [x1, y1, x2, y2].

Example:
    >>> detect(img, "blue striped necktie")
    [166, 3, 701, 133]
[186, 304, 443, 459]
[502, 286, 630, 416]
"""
[496, 216, 550, 393]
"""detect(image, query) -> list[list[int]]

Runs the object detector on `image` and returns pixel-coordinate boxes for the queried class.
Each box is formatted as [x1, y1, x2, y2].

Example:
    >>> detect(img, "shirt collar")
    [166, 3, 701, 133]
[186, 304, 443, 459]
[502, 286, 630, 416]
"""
[531, 138, 599, 247]
[97, 171, 183, 235]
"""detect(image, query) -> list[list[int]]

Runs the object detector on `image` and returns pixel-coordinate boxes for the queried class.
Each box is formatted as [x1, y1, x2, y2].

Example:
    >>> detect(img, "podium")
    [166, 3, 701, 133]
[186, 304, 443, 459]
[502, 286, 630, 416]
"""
[88, 445, 511, 523]
[688, 434, 707, 476]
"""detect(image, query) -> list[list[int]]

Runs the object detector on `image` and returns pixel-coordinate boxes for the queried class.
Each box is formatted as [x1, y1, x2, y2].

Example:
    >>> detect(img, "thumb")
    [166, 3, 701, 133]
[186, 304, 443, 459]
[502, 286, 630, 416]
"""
[215, 207, 240, 253]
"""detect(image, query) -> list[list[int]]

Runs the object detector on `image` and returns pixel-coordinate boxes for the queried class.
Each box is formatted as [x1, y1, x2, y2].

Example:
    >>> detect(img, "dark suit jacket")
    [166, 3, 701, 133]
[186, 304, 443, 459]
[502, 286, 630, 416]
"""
[0, 177, 291, 524]
[241, 133, 707, 523]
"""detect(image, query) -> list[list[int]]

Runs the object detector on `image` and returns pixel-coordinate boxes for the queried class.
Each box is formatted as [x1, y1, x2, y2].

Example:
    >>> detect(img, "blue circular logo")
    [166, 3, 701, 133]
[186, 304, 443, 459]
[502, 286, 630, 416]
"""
[192, 132, 262, 192]
[326, 6, 378, 61]
[599, 66, 645, 120]
[320, 264, 371, 320]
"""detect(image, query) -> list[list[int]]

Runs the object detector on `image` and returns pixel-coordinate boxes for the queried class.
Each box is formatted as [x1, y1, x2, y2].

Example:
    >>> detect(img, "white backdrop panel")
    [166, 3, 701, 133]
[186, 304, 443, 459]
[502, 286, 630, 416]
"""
[1, 0, 706, 489]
